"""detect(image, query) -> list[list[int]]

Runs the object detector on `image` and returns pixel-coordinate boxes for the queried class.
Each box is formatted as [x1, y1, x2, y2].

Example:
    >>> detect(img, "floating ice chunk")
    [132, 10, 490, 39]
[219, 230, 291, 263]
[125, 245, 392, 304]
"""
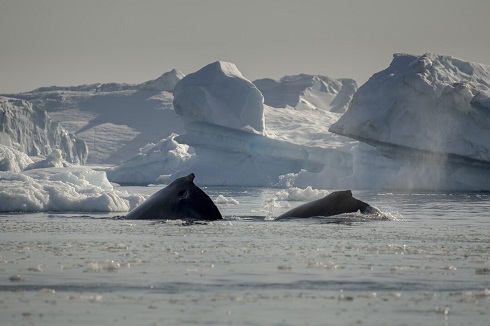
[215, 195, 239, 205]
[0, 167, 146, 212]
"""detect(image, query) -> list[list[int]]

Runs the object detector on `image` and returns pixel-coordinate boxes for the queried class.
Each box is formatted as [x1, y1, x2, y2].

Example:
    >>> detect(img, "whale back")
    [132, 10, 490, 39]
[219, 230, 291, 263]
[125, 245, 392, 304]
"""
[126, 173, 222, 220]
[276, 190, 370, 219]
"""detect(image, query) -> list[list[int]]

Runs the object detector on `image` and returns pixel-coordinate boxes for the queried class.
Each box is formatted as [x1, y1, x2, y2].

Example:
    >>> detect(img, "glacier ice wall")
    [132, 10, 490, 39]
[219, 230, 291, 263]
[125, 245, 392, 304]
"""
[0, 96, 88, 164]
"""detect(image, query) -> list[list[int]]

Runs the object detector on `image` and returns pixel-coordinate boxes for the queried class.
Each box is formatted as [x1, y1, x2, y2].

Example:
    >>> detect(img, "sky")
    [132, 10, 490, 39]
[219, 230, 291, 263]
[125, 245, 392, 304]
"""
[1, 0, 489, 93]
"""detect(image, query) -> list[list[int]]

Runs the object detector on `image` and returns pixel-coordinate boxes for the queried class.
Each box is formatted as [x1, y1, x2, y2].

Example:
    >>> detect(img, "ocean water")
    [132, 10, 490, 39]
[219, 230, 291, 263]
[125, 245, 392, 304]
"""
[1, 188, 489, 326]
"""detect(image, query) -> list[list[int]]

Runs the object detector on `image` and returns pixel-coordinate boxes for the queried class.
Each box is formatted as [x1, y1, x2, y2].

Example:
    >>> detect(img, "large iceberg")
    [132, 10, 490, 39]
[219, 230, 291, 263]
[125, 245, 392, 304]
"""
[107, 62, 356, 187]
[5, 69, 186, 163]
[168, 61, 352, 186]
[0, 96, 88, 164]
[329, 53, 490, 190]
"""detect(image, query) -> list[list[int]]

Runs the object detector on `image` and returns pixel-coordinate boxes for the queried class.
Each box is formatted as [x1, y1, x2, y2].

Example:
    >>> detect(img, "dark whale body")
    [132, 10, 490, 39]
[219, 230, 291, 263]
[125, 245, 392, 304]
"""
[276, 190, 374, 219]
[125, 173, 375, 221]
[126, 173, 222, 221]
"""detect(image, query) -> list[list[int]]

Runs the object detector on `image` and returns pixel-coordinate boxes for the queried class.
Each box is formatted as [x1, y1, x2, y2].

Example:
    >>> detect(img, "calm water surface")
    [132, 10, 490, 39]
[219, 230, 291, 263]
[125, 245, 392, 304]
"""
[1, 188, 489, 326]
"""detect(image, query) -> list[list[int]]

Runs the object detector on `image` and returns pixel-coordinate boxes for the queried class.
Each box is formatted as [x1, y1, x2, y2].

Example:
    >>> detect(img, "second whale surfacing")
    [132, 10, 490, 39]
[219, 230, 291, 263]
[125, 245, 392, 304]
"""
[125, 173, 222, 221]
[276, 190, 376, 219]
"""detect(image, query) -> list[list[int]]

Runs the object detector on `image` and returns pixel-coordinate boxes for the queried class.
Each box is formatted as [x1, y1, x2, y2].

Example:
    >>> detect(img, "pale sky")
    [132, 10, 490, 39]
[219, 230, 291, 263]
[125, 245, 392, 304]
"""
[1, 0, 489, 93]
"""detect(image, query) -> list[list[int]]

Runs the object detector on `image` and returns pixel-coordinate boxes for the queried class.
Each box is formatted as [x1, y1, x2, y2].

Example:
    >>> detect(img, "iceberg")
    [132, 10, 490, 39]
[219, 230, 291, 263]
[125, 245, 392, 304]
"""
[0, 96, 88, 164]
[173, 121, 351, 186]
[106, 133, 194, 186]
[168, 61, 353, 186]
[106, 61, 356, 187]
[330, 53, 490, 191]
[0, 167, 146, 213]
[254, 74, 356, 113]
[5, 70, 186, 163]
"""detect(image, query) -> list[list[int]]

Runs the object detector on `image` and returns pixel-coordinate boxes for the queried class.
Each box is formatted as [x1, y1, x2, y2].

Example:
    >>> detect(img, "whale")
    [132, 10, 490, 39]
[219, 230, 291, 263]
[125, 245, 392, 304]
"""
[126, 173, 222, 221]
[276, 190, 375, 219]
